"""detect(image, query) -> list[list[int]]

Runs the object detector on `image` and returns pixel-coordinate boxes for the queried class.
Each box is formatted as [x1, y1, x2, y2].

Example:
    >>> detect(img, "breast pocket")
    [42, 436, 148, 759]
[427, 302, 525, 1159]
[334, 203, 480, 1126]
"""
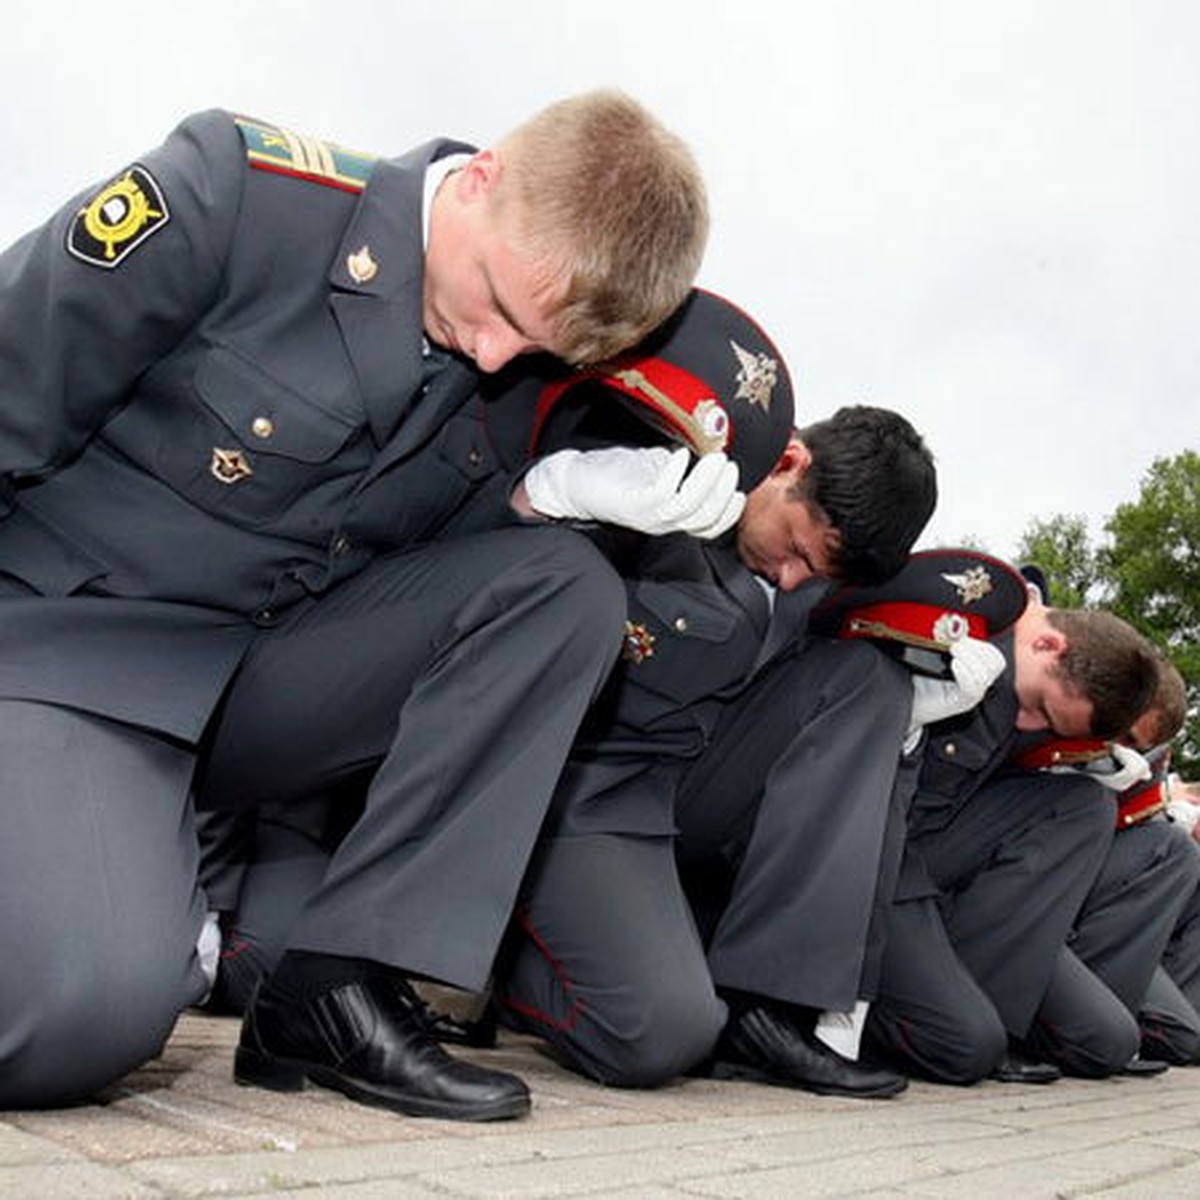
[914, 728, 998, 823]
[626, 580, 751, 705]
[109, 346, 367, 528]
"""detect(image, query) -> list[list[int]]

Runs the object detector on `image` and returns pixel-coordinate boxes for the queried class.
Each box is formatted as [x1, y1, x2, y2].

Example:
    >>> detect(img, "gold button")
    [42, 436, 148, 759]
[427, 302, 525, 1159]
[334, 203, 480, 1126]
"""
[673, 616, 689, 633]
[251, 416, 274, 439]
[467, 448, 483, 467]
[944, 741, 958, 757]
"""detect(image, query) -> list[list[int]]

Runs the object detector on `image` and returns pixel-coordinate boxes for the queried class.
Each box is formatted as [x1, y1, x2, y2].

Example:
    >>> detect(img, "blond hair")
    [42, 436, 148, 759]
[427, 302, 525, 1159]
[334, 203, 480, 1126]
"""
[494, 90, 708, 365]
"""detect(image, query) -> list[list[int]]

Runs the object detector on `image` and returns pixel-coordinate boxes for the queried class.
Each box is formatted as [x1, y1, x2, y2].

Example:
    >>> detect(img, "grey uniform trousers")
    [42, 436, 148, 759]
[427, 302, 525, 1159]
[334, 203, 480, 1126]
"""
[1, 525, 622, 1107]
[494, 640, 911, 1087]
[1026, 817, 1200, 1076]
[863, 774, 1115, 1083]
[1140, 829, 1200, 1064]
[0, 701, 210, 1107]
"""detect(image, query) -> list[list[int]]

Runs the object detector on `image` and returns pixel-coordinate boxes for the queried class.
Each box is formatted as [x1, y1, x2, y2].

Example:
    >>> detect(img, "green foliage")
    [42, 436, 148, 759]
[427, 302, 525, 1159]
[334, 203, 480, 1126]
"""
[1015, 513, 1101, 607]
[1019, 452, 1200, 776]
[1102, 452, 1200, 774]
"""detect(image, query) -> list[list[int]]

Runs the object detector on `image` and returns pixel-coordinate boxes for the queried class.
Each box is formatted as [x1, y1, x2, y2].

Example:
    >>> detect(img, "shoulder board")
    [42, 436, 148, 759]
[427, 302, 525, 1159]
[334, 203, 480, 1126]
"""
[234, 116, 376, 194]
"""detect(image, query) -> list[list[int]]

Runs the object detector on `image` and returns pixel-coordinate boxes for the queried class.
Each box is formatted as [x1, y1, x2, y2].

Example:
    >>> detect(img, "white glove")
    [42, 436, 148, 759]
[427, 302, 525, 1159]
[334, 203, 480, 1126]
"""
[1076, 743, 1152, 792]
[1167, 798, 1200, 835]
[908, 637, 1007, 736]
[523, 446, 744, 539]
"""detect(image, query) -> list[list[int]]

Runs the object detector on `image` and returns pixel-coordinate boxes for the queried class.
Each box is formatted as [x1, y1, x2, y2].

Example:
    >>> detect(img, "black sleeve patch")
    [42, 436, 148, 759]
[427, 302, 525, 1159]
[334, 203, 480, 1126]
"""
[67, 165, 170, 269]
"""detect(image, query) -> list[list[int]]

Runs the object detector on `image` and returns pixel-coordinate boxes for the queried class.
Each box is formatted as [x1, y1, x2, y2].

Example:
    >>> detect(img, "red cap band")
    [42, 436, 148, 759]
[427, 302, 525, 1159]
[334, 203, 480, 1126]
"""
[838, 601, 989, 651]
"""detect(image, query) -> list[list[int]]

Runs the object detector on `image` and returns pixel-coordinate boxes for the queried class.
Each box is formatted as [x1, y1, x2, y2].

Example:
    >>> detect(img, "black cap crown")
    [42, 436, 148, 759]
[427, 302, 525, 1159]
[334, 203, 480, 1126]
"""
[531, 288, 796, 491]
[809, 548, 1029, 677]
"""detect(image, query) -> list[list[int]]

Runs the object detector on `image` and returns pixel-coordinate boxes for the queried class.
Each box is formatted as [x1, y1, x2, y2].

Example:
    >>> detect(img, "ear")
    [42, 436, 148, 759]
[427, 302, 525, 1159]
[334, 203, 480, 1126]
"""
[1031, 629, 1068, 658]
[770, 437, 812, 479]
[455, 149, 502, 203]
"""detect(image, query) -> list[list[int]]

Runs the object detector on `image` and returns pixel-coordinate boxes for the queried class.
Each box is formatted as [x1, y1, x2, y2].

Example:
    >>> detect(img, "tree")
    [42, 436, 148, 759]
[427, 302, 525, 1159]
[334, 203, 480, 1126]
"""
[1015, 513, 1101, 608]
[1101, 452, 1200, 775]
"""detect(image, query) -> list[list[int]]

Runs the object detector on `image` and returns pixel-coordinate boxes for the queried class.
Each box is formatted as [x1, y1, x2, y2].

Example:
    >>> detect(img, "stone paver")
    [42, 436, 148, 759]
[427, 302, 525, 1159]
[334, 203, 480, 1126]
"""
[3, 1012, 1200, 1197]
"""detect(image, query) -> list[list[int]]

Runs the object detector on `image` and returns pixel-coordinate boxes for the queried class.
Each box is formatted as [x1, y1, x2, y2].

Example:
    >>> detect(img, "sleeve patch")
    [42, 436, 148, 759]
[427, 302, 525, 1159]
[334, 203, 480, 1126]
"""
[235, 116, 376, 194]
[66, 165, 170, 269]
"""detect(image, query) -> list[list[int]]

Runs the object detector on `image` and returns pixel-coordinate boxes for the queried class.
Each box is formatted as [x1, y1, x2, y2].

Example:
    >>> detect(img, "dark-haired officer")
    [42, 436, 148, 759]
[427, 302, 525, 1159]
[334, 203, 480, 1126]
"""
[840, 564, 1163, 1084]
[195, 289, 944, 1098]
[1015, 651, 1196, 1077]
[491, 297, 945, 1098]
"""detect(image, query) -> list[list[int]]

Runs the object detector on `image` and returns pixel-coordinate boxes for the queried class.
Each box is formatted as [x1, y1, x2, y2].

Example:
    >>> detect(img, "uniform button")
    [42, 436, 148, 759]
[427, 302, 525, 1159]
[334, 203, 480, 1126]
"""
[331, 534, 352, 556]
[943, 741, 958, 757]
[673, 616, 689, 633]
[254, 607, 276, 625]
[251, 416, 274, 439]
[467, 447, 483, 467]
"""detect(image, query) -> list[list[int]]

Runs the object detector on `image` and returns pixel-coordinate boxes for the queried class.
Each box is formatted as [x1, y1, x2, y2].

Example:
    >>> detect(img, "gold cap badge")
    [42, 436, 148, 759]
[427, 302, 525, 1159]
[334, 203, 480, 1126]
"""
[942, 566, 994, 605]
[730, 339, 778, 411]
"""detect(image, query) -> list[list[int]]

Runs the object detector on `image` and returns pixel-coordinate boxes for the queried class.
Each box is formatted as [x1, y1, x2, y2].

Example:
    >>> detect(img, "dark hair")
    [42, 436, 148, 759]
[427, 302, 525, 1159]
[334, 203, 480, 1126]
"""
[1136, 651, 1188, 746]
[1046, 609, 1161, 739]
[789, 405, 937, 585]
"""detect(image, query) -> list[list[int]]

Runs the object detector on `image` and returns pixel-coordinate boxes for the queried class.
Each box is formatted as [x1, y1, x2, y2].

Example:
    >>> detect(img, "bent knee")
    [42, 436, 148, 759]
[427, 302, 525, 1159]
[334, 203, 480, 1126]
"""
[867, 1003, 1007, 1085]
[526, 982, 724, 1090]
[1141, 1015, 1200, 1066]
[589, 990, 726, 1088]
[0, 954, 196, 1107]
[1035, 1009, 1140, 1079]
[935, 1015, 1009, 1084]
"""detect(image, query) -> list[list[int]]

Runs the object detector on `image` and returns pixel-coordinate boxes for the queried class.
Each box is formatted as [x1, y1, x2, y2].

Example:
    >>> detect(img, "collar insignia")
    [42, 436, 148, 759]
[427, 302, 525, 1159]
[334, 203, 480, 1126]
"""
[347, 244, 378, 284]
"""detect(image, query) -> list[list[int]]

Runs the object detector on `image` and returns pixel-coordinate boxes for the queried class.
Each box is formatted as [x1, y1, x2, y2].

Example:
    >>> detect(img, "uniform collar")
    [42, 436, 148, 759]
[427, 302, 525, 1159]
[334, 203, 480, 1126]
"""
[329, 138, 476, 445]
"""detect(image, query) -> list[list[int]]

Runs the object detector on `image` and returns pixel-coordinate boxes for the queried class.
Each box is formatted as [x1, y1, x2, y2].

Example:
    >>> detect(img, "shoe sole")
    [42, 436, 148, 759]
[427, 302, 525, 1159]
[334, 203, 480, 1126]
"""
[988, 1071, 1060, 1085]
[234, 1045, 530, 1122]
[709, 1058, 908, 1099]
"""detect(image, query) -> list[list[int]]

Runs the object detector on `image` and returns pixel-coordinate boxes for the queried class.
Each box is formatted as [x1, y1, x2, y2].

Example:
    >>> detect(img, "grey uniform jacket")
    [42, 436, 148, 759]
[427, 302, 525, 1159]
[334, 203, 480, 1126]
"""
[896, 633, 1020, 897]
[0, 110, 509, 741]
[542, 529, 813, 838]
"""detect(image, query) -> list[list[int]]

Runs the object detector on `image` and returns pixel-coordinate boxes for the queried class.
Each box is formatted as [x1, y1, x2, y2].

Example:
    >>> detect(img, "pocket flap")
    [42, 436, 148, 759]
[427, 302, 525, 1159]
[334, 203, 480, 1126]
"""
[196, 348, 357, 463]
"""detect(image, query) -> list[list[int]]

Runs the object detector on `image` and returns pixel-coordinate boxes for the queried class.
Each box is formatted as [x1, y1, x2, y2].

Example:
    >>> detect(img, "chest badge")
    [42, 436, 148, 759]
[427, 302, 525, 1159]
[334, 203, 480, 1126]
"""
[622, 620, 656, 665]
[211, 447, 254, 484]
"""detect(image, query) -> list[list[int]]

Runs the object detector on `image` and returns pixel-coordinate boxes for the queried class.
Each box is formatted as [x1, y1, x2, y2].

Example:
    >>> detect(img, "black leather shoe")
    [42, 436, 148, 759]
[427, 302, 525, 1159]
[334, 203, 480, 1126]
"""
[989, 1051, 1061, 1084]
[711, 1004, 908, 1098]
[1122, 1054, 1169, 1078]
[235, 970, 529, 1121]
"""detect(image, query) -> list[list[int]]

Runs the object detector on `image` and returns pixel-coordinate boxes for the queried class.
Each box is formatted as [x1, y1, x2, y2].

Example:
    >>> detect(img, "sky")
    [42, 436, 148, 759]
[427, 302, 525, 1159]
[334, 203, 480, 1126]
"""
[3, 1, 1196, 560]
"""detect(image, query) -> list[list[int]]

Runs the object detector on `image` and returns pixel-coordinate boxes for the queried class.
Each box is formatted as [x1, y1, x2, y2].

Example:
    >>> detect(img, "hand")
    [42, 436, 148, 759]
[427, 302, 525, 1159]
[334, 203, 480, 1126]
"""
[523, 445, 744, 539]
[909, 637, 1007, 731]
[1081, 743, 1152, 792]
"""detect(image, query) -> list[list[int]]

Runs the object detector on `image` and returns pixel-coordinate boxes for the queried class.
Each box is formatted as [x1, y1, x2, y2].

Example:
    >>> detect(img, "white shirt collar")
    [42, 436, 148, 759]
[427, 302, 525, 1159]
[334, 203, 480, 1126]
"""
[422, 152, 471, 251]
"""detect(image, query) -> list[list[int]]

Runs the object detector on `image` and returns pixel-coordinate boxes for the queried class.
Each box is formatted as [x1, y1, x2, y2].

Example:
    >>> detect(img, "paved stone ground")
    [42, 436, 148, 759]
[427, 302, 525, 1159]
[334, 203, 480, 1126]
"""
[4, 1010, 1200, 1198]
